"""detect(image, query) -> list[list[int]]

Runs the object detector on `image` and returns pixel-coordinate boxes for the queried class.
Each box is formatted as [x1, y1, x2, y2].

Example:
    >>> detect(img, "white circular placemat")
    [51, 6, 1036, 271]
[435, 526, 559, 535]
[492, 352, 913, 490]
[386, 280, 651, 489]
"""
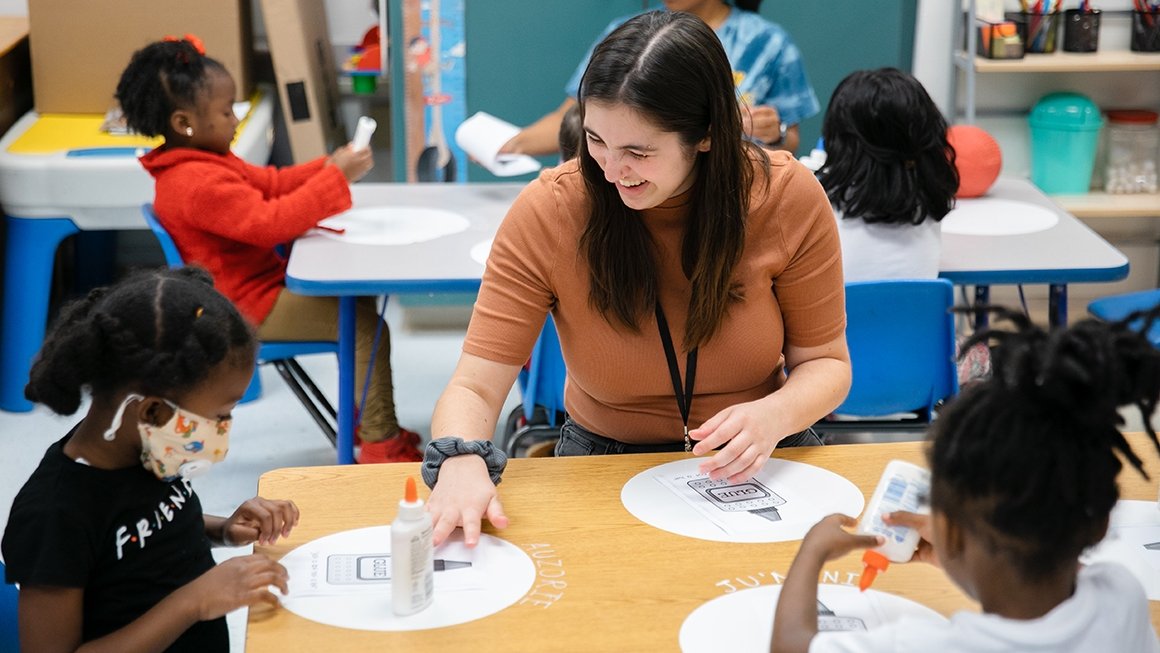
[278, 527, 535, 631]
[941, 198, 1058, 236]
[470, 238, 493, 266]
[621, 458, 864, 543]
[679, 583, 946, 652]
[316, 206, 469, 245]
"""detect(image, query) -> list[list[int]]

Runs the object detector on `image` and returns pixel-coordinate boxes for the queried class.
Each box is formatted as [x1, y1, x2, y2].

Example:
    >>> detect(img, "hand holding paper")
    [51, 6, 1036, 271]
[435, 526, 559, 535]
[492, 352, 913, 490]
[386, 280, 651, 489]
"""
[454, 112, 542, 177]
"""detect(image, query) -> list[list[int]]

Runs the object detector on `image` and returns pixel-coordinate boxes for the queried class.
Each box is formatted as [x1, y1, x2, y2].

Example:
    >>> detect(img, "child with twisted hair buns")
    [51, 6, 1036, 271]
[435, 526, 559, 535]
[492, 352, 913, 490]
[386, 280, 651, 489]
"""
[773, 307, 1160, 653]
[2, 267, 298, 652]
[115, 36, 421, 464]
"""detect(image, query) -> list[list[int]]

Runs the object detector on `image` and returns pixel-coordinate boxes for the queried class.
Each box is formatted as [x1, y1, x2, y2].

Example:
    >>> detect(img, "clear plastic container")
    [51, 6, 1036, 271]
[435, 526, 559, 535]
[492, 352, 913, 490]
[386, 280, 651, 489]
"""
[1103, 109, 1159, 195]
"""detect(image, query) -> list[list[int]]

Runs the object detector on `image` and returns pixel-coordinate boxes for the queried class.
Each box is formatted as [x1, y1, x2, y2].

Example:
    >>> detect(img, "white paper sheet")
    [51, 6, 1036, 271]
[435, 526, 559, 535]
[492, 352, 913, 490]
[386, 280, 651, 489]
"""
[941, 198, 1059, 236]
[679, 584, 946, 652]
[1082, 499, 1160, 600]
[454, 111, 542, 177]
[314, 206, 469, 246]
[622, 458, 865, 543]
[278, 527, 535, 631]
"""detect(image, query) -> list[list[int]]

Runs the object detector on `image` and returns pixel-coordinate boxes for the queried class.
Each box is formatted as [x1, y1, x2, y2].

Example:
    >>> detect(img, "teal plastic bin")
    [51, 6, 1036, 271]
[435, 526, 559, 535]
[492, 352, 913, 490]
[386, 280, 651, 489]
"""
[1028, 92, 1103, 194]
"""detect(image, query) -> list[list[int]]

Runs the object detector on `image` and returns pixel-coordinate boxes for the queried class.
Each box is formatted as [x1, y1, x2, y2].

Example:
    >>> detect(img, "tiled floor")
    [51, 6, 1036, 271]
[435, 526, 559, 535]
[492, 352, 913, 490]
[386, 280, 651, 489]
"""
[0, 302, 520, 650]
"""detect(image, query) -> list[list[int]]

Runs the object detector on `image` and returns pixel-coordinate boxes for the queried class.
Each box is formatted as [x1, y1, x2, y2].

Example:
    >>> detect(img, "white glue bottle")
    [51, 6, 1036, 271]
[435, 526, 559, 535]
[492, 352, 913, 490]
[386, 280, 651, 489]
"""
[856, 460, 931, 591]
[391, 476, 434, 615]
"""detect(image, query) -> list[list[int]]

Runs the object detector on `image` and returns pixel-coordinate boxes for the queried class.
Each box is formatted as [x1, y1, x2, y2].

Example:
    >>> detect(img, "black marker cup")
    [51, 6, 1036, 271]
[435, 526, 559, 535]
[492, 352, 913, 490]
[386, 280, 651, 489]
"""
[1131, 10, 1160, 53]
[1063, 9, 1100, 53]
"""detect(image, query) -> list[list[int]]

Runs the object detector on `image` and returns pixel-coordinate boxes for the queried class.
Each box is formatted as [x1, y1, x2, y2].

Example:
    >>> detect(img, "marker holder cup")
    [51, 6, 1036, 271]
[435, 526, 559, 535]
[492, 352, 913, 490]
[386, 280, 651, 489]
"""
[1131, 10, 1160, 53]
[1007, 11, 1060, 54]
[976, 19, 1025, 59]
[1063, 9, 1101, 53]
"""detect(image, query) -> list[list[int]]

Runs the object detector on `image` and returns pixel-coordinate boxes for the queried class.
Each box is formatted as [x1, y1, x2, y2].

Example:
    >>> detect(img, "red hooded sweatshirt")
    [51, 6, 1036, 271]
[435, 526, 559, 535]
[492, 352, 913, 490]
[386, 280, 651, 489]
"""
[140, 147, 351, 325]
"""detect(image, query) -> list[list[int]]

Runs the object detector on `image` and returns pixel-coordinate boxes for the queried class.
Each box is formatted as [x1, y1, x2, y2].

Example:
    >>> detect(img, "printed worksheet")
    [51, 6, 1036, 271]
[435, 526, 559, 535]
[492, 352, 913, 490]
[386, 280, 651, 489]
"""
[315, 206, 469, 246]
[679, 584, 946, 652]
[454, 111, 542, 177]
[1082, 499, 1160, 599]
[278, 527, 535, 631]
[622, 458, 864, 543]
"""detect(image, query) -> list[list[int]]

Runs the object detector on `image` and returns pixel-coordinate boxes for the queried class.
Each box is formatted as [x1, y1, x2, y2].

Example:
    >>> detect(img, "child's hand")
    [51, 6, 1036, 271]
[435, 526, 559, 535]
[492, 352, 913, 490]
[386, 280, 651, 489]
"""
[186, 554, 289, 621]
[223, 497, 300, 547]
[330, 144, 374, 183]
[741, 104, 780, 145]
[882, 511, 940, 567]
[800, 514, 883, 562]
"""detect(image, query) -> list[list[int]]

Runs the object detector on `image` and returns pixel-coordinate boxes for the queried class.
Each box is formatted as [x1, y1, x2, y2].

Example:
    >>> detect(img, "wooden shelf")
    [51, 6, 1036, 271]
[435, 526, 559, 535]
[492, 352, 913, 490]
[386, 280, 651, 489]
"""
[1053, 192, 1160, 218]
[964, 50, 1160, 73]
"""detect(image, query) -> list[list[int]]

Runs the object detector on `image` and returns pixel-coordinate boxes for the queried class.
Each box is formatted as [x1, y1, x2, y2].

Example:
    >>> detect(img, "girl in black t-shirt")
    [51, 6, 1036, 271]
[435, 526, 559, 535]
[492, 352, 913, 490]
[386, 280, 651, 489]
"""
[2, 267, 298, 652]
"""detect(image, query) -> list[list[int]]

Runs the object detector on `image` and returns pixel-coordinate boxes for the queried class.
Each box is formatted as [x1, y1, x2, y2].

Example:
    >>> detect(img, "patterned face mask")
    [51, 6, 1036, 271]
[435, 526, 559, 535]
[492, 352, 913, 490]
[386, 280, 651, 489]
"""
[107, 393, 231, 481]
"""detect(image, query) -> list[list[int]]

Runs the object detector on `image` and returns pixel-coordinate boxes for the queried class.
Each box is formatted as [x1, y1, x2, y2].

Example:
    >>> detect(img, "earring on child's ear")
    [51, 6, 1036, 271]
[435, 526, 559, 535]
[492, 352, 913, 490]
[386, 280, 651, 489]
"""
[185, 127, 193, 137]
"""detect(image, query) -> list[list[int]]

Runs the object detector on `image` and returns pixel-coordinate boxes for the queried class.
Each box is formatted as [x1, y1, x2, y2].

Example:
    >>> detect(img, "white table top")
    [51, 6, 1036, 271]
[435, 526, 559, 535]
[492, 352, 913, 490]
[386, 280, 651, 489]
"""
[939, 178, 1128, 285]
[286, 177, 1128, 296]
[286, 183, 523, 296]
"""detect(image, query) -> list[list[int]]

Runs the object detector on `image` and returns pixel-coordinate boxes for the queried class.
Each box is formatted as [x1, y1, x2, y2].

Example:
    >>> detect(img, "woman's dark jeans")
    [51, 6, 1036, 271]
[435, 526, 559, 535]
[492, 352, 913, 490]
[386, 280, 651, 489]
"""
[554, 417, 823, 457]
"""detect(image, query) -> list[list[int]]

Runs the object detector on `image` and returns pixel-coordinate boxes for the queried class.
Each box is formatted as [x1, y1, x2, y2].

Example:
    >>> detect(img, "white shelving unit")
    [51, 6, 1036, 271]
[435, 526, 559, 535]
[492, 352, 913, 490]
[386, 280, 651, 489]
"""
[950, 1, 1160, 220]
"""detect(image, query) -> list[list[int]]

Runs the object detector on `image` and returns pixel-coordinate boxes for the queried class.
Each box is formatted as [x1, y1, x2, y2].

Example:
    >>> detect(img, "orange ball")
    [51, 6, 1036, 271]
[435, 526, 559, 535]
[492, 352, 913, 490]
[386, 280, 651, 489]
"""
[947, 125, 1002, 198]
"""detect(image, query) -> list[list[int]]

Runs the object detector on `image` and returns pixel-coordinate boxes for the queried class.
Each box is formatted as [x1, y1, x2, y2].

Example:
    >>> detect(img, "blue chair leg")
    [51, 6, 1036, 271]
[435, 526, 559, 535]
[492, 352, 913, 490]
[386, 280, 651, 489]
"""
[241, 366, 263, 404]
[0, 216, 80, 412]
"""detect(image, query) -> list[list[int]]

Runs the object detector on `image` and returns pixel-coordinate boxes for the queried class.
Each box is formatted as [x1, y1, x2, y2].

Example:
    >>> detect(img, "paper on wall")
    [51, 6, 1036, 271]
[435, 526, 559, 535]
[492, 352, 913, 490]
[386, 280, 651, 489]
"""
[454, 111, 542, 177]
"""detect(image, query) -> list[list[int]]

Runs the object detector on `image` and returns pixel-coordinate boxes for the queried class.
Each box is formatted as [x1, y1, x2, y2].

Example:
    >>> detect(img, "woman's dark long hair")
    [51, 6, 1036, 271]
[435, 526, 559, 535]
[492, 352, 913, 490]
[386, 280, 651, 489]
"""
[819, 68, 958, 225]
[576, 10, 765, 350]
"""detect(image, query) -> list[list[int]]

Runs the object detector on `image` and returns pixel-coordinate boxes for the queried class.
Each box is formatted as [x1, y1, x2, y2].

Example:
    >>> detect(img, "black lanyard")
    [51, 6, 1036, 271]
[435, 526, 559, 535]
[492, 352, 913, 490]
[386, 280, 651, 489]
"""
[655, 302, 698, 452]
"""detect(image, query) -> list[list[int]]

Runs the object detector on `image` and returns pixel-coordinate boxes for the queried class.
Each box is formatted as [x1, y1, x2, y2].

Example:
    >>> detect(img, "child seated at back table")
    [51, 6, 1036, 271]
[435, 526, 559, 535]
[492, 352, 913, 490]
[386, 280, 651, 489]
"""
[772, 307, 1160, 653]
[817, 68, 958, 282]
[115, 36, 420, 463]
[2, 267, 297, 651]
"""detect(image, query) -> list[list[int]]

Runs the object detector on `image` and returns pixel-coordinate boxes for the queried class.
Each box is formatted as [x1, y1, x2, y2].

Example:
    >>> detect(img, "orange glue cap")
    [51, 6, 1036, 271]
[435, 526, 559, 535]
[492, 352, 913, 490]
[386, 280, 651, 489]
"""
[859, 550, 889, 592]
[404, 476, 418, 503]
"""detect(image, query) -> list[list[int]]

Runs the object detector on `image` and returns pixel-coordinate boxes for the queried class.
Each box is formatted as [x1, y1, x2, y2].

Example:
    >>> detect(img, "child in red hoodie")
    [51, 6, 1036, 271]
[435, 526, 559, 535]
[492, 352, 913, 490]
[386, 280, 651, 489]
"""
[116, 36, 420, 463]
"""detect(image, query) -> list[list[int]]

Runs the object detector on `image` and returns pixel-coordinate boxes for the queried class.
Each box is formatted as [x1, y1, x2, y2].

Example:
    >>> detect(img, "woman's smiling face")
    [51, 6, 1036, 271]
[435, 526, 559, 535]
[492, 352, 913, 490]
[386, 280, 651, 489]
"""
[583, 100, 709, 211]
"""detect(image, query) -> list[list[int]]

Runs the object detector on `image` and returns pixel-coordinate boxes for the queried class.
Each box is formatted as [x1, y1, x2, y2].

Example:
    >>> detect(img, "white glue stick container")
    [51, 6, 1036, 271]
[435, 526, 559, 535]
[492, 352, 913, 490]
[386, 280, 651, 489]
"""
[391, 477, 434, 615]
[352, 116, 377, 151]
[856, 459, 931, 591]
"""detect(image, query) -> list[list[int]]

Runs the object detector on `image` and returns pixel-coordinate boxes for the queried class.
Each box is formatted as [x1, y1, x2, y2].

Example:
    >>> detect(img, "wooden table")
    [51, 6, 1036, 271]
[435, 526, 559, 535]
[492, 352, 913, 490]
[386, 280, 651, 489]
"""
[248, 437, 1160, 651]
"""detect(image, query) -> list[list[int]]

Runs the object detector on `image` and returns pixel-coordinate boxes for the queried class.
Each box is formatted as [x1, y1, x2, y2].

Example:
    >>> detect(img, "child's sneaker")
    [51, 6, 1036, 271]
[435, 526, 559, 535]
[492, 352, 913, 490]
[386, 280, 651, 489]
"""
[356, 428, 423, 464]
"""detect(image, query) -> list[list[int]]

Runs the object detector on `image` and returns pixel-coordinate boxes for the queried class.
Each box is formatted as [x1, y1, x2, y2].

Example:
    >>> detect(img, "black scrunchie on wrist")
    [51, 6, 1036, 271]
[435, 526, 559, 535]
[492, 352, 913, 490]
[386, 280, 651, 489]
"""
[421, 437, 508, 489]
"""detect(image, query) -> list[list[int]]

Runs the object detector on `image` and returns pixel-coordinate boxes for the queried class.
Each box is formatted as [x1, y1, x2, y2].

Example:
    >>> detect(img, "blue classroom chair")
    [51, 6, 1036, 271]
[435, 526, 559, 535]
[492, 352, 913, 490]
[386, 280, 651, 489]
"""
[1088, 289, 1160, 347]
[141, 204, 339, 445]
[0, 562, 18, 653]
[501, 315, 567, 457]
[816, 279, 959, 434]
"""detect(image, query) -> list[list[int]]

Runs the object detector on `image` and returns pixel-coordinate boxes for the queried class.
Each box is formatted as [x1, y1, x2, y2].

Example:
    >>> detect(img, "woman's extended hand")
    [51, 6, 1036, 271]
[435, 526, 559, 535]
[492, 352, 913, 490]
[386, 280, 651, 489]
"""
[427, 454, 509, 547]
[223, 497, 300, 547]
[687, 399, 789, 482]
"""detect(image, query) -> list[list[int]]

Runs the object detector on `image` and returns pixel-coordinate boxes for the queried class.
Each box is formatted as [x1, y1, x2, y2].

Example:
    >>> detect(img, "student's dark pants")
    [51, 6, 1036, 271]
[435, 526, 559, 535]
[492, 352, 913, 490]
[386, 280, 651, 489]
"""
[554, 417, 823, 457]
